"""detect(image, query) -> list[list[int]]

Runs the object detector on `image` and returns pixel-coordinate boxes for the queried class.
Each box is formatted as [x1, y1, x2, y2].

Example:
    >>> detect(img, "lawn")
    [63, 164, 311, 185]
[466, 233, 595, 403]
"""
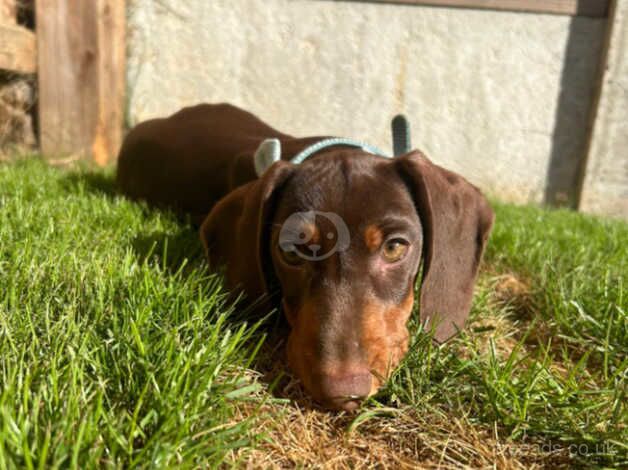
[0, 157, 626, 468]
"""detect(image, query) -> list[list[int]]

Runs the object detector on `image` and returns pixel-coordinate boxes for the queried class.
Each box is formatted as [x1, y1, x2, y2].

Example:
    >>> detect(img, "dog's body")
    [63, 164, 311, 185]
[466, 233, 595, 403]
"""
[117, 103, 494, 410]
[117, 103, 326, 225]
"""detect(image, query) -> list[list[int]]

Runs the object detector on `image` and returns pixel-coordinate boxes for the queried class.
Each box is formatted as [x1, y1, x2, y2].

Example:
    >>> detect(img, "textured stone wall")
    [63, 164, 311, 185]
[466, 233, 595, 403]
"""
[126, 0, 609, 208]
[0, 1, 36, 155]
[0, 76, 36, 152]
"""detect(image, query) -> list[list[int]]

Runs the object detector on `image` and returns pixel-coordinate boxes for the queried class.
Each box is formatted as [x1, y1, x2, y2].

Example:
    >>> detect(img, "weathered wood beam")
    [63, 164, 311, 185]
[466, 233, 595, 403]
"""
[579, 0, 628, 218]
[36, 0, 126, 165]
[342, 0, 610, 17]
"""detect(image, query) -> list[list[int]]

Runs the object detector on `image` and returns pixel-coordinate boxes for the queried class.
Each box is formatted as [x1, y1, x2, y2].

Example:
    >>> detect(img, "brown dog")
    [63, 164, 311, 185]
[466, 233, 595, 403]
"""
[117, 103, 494, 411]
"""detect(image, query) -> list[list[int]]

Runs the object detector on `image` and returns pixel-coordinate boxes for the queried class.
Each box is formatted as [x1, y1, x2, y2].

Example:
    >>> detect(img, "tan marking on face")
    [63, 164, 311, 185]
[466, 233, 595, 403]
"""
[361, 289, 415, 395]
[364, 225, 383, 253]
[285, 285, 415, 403]
[285, 300, 321, 398]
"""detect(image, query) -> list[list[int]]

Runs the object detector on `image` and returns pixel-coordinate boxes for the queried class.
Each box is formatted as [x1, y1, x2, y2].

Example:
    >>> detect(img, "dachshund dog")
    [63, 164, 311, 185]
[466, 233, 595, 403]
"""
[117, 103, 494, 411]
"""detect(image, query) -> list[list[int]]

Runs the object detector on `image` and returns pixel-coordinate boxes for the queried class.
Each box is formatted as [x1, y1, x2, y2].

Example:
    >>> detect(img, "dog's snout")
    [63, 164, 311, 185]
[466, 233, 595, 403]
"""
[318, 370, 372, 411]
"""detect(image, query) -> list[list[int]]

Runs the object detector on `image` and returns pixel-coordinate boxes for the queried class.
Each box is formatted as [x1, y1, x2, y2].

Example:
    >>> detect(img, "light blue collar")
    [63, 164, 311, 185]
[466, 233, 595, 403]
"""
[291, 138, 388, 164]
[253, 115, 411, 177]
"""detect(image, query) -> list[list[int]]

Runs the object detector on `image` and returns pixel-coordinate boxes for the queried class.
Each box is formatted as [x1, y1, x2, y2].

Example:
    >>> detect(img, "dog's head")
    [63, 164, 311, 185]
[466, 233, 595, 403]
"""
[201, 149, 494, 410]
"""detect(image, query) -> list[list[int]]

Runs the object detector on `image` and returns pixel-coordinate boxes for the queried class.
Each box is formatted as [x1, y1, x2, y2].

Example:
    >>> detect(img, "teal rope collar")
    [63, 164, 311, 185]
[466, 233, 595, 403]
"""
[291, 138, 388, 165]
[253, 115, 412, 177]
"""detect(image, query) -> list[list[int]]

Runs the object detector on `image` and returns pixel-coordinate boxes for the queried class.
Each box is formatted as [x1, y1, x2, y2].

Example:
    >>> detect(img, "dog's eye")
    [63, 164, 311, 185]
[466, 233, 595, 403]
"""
[381, 239, 409, 263]
[280, 247, 304, 266]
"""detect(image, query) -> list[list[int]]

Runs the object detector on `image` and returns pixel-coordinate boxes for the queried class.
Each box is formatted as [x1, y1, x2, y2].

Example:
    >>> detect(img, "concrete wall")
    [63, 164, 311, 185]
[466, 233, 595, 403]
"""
[127, 0, 612, 210]
[580, 0, 628, 219]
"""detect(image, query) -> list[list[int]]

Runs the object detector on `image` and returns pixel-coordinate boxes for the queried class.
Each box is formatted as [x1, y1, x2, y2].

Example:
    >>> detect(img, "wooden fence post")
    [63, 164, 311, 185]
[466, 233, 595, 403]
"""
[36, 0, 125, 165]
[578, 0, 628, 218]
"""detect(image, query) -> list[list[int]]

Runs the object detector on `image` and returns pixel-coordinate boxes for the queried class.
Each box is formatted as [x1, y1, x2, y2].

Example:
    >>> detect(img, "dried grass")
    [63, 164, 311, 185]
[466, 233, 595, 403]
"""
[224, 270, 571, 469]
[228, 398, 569, 469]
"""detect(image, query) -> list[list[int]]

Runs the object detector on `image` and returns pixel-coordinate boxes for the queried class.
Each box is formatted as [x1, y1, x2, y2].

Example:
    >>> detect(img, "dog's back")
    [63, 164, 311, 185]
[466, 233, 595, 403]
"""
[117, 103, 289, 222]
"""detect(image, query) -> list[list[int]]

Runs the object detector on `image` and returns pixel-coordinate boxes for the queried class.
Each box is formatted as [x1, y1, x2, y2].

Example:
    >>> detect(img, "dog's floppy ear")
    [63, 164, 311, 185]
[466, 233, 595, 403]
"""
[200, 161, 294, 304]
[396, 151, 494, 342]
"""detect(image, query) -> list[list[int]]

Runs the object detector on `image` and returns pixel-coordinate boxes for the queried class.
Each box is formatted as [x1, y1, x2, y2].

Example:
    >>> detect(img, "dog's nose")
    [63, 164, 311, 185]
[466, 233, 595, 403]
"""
[318, 371, 372, 411]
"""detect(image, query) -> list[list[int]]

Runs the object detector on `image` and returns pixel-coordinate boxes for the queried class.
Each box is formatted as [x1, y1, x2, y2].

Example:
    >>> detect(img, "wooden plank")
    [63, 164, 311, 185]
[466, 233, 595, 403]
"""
[344, 0, 610, 17]
[36, 0, 125, 165]
[0, 22, 36, 73]
[0, 0, 16, 23]
[93, 0, 126, 166]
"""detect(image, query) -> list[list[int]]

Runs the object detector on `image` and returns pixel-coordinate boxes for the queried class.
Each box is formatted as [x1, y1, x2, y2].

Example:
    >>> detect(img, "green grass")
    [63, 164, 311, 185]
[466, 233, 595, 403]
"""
[379, 196, 628, 466]
[0, 159, 269, 467]
[1, 158, 626, 468]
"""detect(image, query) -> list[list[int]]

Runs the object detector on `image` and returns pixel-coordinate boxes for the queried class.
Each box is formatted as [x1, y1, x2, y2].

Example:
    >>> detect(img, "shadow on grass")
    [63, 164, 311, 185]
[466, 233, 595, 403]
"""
[131, 228, 205, 276]
[129, 228, 336, 411]
[61, 170, 119, 199]
[60, 169, 206, 272]
[58, 168, 311, 407]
